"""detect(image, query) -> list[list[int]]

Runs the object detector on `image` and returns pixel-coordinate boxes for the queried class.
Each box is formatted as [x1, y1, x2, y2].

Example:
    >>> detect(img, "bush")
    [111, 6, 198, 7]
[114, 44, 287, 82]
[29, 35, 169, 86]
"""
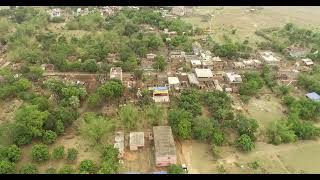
[52, 145, 65, 160]
[19, 164, 38, 174]
[0, 160, 16, 174]
[168, 164, 184, 174]
[59, 165, 75, 174]
[235, 134, 255, 152]
[45, 167, 57, 174]
[267, 120, 297, 145]
[79, 160, 97, 174]
[6, 145, 22, 163]
[211, 130, 225, 146]
[42, 130, 57, 144]
[31, 144, 50, 162]
[67, 148, 78, 163]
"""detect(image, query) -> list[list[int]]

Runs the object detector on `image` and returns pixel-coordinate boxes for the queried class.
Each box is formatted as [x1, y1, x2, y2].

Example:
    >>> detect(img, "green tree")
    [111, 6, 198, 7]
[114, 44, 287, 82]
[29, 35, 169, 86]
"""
[6, 145, 22, 163]
[153, 55, 166, 71]
[31, 96, 49, 111]
[267, 120, 297, 145]
[235, 134, 255, 152]
[59, 165, 75, 174]
[119, 105, 139, 130]
[98, 145, 119, 174]
[88, 93, 102, 108]
[234, 115, 259, 140]
[0, 160, 16, 174]
[52, 145, 65, 160]
[146, 104, 164, 126]
[82, 59, 98, 72]
[178, 89, 202, 117]
[81, 113, 115, 145]
[192, 116, 214, 141]
[27, 66, 44, 82]
[168, 164, 184, 174]
[19, 164, 38, 174]
[67, 148, 78, 163]
[97, 80, 124, 99]
[15, 105, 49, 137]
[168, 109, 192, 139]
[42, 130, 57, 144]
[79, 160, 97, 174]
[31, 144, 50, 162]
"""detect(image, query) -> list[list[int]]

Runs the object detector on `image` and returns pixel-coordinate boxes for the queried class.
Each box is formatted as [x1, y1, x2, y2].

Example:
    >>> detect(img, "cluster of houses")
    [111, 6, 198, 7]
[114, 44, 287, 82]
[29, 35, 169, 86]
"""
[114, 126, 177, 168]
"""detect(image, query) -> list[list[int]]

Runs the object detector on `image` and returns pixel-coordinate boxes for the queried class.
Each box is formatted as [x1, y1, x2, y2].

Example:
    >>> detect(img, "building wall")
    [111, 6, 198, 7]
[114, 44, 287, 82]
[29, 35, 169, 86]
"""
[197, 77, 212, 82]
[155, 156, 177, 167]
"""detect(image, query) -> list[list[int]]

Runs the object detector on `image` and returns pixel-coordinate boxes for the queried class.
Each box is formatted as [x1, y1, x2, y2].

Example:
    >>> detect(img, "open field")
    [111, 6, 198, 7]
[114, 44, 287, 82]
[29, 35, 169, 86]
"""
[183, 6, 320, 43]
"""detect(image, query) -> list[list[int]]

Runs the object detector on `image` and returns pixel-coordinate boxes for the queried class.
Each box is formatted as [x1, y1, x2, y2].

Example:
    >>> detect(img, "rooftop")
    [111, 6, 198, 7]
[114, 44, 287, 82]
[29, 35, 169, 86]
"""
[305, 92, 320, 101]
[168, 77, 180, 85]
[153, 126, 176, 157]
[187, 73, 200, 85]
[191, 60, 202, 66]
[129, 132, 145, 147]
[194, 68, 214, 78]
[302, 58, 314, 66]
[225, 72, 242, 83]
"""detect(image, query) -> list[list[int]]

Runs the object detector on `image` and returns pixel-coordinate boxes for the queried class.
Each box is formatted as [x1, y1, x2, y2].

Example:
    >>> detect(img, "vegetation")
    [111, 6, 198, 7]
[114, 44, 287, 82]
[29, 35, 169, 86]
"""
[239, 72, 264, 102]
[98, 145, 119, 174]
[168, 108, 192, 139]
[79, 160, 97, 174]
[67, 148, 78, 163]
[235, 134, 255, 152]
[168, 164, 185, 174]
[119, 105, 139, 130]
[42, 130, 57, 144]
[52, 145, 65, 160]
[31, 144, 50, 162]
[19, 164, 38, 174]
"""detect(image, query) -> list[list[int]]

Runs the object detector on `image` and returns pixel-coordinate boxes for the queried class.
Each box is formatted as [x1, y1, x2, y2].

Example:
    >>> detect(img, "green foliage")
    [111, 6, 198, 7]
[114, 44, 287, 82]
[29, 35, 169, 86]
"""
[234, 114, 259, 140]
[31, 96, 49, 111]
[98, 145, 119, 174]
[168, 108, 192, 139]
[97, 80, 124, 99]
[235, 134, 255, 152]
[15, 105, 49, 137]
[267, 120, 297, 145]
[204, 91, 234, 121]
[0, 160, 16, 174]
[79, 160, 97, 174]
[178, 89, 202, 117]
[58, 165, 75, 174]
[45, 167, 57, 174]
[52, 145, 65, 160]
[31, 144, 50, 162]
[145, 104, 164, 126]
[5, 145, 22, 163]
[247, 161, 260, 170]
[42, 130, 57, 144]
[288, 118, 320, 140]
[19, 164, 38, 174]
[153, 55, 166, 72]
[82, 59, 98, 72]
[88, 93, 103, 108]
[81, 113, 115, 145]
[168, 164, 185, 174]
[211, 130, 225, 146]
[119, 105, 139, 130]
[66, 13, 104, 31]
[239, 72, 264, 99]
[192, 116, 214, 141]
[67, 148, 78, 163]
[26, 66, 44, 82]
[262, 64, 277, 91]
[277, 85, 291, 96]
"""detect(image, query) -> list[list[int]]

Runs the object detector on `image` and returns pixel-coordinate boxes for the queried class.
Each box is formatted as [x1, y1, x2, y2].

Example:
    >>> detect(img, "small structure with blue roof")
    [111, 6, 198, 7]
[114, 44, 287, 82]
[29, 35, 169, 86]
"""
[305, 92, 320, 101]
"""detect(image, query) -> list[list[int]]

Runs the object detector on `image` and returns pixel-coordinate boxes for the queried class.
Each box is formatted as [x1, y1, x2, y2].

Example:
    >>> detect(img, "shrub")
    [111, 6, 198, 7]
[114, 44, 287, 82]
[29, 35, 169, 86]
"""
[79, 160, 97, 174]
[19, 164, 38, 174]
[31, 144, 50, 162]
[45, 167, 57, 174]
[67, 148, 78, 163]
[52, 145, 65, 160]
[168, 164, 184, 174]
[6, 145, 22, 163]
[0, 160, 16, 174]
[235, 134, 255, 152]
[59, 165, 75, 174]
[42, 130, 57, 144]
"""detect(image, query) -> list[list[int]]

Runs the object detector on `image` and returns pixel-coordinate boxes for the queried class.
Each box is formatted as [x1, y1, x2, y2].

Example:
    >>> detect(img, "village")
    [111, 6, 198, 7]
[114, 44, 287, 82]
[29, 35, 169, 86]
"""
[1, 6, 320, 174]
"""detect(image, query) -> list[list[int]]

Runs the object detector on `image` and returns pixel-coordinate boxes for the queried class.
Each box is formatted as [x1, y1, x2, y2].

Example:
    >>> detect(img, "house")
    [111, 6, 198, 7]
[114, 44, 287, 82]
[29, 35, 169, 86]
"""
[167, 77, 180, 90]
[129, 132, 145, 151]
[302, 58, 314, 66]
[288, 46, 310, 59]
[192, 41, 202, 56]
[171, 6, 185, 16]
[190, 60, 202, 68]
[146, 53, 157, 60]
[114, 132, 124, 158]
[212, 57, 222, 62]
[224, 72, 242, 84]
[165, 38, 171, 42]
[187, 73, 200, 87]
[153, 126, 177, 167]
[169, 51, 186, 60]
[49, 8, 61, 19]
[305, 92, 320, 101]
[233, 62, 246, 69]
[213, 80, 223, 91]
[242, 59, 262, 68]
[259, 51, 280, 65]
[185, 55, 198, 63]
[110, 67, 123, 82]
[201, 51, 212, 61]
[202, 59, 214, 69]
[194, 68, 214, 82]
[153, 86, 170, 103]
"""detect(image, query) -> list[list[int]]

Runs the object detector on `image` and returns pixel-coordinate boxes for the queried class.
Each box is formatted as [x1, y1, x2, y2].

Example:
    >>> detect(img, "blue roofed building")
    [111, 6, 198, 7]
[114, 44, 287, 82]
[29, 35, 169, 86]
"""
[305, 92, 320, 101]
